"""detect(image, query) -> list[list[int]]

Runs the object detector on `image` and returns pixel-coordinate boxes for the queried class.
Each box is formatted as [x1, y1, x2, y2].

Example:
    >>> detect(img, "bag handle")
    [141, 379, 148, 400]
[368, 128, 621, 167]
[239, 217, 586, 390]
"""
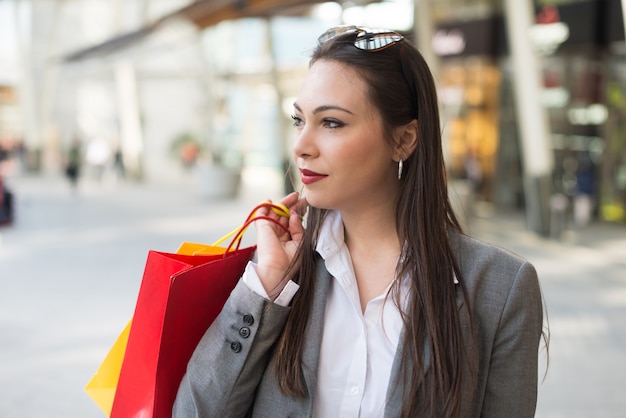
[218, 202, 291, 255]
[225, 215, 290, 254]
[212, 201, 290, 247]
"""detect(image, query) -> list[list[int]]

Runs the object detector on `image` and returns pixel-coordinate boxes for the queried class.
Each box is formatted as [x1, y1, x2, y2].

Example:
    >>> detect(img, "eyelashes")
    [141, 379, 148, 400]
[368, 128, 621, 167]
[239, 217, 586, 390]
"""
[290, 114, 345, 129]
[291, 114, 303, 127]
[323, 118, 344, 129]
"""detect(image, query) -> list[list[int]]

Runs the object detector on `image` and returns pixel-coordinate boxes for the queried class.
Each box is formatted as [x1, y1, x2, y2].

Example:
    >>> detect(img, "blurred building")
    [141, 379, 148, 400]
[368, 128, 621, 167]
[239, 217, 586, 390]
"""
[1, 0, 625, 223]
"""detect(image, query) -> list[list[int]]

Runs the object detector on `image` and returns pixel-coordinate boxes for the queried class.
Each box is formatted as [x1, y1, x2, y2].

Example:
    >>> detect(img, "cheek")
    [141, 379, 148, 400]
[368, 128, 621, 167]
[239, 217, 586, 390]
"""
[339, 138, 390, 174]
[328, 144, 367, 174]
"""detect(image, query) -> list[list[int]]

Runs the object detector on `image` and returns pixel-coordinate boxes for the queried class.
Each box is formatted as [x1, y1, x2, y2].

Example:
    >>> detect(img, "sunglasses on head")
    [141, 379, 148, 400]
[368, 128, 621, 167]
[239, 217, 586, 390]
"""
[318, 26, 418, 116]
[318, 25, 404, 51]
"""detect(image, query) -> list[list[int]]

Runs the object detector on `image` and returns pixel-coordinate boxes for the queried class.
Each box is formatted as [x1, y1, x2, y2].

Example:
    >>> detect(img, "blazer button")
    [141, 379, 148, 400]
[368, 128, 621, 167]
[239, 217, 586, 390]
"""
[230, 341, 242, 353]
[239, 327, 250, 338]
[242, 314, 254, 326]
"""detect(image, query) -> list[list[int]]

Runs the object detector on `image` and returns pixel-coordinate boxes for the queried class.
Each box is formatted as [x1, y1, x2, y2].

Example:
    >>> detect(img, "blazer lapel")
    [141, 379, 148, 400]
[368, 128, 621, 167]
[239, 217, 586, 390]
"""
[300, 257, 333, 401]
[383, 320, 433, 417]
[384, 232, 467, 416]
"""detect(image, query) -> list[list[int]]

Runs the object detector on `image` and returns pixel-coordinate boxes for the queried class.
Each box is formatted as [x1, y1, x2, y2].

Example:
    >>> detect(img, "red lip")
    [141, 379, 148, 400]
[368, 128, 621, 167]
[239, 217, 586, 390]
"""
[299, 168, 328, 185]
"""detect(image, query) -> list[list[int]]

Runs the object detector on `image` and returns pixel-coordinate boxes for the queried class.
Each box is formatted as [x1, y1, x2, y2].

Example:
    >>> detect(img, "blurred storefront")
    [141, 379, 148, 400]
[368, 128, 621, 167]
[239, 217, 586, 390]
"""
[0, 85, 28, 173]
[0, 86, 21, 142]
[432, 0, 626, 224]
[433, 13, 507, 206]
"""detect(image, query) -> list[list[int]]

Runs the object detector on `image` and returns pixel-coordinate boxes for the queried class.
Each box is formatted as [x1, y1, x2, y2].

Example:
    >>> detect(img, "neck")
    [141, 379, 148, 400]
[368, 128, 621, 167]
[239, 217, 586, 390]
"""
[341, 202, 401, 260]
[340, 203, 402, 311]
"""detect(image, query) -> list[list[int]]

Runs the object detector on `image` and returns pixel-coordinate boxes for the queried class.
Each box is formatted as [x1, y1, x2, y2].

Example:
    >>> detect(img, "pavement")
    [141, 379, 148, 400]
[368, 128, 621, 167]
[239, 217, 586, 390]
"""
[0, 172, 625, 418]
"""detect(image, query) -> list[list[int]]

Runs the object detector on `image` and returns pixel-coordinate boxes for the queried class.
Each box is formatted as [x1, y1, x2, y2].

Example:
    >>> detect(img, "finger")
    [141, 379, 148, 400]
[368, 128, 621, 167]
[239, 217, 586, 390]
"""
[256, 206, 290, 238]
[256, 217, 288, 245]
[255, 202, 278, 233]
[288, 210, 305, 243]
[279, 192, 300, 211]
[293, 197, 308, 217]
[256, 200, 271, 217]
[262, 193, 299, 223]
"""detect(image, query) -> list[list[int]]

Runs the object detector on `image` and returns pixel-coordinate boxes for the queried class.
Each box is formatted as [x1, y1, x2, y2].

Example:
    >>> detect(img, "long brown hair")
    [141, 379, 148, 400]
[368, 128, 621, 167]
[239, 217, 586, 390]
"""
[273, 30, 478, 417]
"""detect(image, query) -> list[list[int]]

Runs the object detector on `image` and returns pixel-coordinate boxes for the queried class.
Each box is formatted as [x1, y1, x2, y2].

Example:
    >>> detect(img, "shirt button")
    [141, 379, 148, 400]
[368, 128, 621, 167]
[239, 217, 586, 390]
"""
[242, 314, 254, 326]
[350, 386, 360, 395]
[239, 327, 250, 338]
[230, 341, 242, 353]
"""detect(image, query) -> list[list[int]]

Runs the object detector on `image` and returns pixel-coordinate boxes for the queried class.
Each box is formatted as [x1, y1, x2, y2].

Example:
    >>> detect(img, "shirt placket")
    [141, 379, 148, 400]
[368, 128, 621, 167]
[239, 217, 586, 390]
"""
[338, 315, 367, 417]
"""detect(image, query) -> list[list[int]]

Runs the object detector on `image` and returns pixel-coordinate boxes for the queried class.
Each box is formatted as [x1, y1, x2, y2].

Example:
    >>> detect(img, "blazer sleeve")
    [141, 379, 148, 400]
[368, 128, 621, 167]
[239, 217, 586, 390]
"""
[173, 279, 291, 418]
[481, 261, 544, 417]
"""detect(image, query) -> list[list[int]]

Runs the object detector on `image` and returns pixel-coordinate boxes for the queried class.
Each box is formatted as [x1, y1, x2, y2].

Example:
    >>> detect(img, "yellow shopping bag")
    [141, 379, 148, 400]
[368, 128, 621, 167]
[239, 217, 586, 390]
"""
[84, 320, 132, 415]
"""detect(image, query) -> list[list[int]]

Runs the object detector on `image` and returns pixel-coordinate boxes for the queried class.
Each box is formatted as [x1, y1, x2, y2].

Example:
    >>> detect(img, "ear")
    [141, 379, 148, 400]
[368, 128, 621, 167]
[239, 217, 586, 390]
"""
[392, 119, 418, 161]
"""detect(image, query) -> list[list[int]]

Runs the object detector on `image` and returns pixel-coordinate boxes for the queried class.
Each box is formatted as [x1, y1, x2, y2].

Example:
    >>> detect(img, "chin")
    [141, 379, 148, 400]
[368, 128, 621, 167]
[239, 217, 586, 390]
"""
[301, 192, 334, 211]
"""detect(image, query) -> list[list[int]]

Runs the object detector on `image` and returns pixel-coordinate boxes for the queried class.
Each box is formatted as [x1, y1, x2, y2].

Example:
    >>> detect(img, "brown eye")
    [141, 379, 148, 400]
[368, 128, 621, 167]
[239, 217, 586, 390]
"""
[323, 118, 344, 129]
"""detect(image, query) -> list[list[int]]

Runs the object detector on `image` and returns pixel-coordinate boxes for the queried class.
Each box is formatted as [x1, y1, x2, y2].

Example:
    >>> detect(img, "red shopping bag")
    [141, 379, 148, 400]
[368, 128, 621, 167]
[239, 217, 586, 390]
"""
[109, 248, 254, 418]
[107, 203, 289, 418]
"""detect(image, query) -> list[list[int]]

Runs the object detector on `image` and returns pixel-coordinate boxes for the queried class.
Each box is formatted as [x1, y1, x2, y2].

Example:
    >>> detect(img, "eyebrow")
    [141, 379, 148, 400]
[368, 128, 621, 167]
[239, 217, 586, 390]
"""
[293, 102, 354, 115]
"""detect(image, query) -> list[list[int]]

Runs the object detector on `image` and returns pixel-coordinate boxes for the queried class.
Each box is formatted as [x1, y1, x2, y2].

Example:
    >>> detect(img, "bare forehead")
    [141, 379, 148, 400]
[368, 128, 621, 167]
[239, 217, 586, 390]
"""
[295, 60, 371, 111]
[306, 59, 363, 87]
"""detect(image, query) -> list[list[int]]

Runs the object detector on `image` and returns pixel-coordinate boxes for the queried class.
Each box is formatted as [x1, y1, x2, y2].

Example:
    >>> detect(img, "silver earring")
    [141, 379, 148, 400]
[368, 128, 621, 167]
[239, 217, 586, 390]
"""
[398, 158, 403, 180]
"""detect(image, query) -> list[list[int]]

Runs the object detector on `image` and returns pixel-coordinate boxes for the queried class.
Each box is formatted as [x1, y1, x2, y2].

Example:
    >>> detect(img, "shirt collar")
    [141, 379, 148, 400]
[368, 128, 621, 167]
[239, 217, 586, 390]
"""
[314, 210, 459, 285]
[315, 210, 345, 261]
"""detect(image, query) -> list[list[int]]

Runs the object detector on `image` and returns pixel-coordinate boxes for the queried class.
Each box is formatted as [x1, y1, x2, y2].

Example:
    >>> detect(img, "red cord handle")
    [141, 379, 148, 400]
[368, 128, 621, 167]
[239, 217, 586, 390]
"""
[223, 203, 291, 256]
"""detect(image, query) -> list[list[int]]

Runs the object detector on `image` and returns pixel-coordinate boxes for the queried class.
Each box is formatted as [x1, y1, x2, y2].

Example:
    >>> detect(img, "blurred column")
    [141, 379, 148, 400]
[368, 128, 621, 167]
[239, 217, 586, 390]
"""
[114, 63, 144, 180]
[14, 0, 64, 173]
[622, 0, 626, 52]
[264, 17, 294, 194]
[13, 0, 39, 164]
[38, 0, 63, 173]
[413, 0, 438, 75]
[504, 0, 553, 236]
[112, 0, 145, 180]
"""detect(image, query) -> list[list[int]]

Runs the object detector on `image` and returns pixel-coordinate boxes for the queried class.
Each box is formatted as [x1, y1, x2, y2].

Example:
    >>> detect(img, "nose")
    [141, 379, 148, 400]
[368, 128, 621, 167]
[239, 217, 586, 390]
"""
[292, 124, 317, 160]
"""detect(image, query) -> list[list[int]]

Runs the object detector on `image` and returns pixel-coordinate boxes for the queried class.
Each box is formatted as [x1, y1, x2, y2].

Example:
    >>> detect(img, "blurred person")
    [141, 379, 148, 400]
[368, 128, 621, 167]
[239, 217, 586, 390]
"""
[0, 137, 11, 165]
[0, 142, 14, 225]
[573, 152, 597, 227]
[13, 138, 27, 174]
[0, 176, 13, 225]
[464, 149, 483, 196]
[174, 26, 546, 418]
[112, 146, 126, 180]
[65, 138, 82, 191]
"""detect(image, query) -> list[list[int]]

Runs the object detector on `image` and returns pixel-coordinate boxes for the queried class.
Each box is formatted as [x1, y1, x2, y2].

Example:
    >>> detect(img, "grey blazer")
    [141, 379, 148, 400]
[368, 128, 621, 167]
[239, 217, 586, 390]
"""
[173, 231, 544, 417]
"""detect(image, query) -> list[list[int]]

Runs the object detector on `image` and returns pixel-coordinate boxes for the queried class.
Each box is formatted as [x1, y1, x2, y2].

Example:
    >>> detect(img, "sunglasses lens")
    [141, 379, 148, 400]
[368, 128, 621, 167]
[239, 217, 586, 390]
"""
[318, 26, 404, 52]
[353, 33, 403, 51]
[317, 25, 358, 44]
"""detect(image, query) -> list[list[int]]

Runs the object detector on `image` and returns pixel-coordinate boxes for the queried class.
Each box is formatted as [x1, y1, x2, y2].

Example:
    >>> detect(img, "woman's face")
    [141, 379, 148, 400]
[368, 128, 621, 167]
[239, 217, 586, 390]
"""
[292, 59, 399, 213]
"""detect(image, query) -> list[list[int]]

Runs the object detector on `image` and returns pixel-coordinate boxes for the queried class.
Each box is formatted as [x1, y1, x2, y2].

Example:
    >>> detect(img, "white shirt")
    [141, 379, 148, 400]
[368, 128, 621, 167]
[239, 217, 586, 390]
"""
[243, 210, 409, 418]
[312, 210, 409, 418]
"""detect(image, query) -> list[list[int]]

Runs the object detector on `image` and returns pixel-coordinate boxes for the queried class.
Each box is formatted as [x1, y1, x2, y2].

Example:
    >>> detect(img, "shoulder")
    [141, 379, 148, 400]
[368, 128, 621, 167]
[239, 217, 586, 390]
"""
[450, 232, 544, 417]
[450, 230, 537, 282]
[449, 230, 541, 313]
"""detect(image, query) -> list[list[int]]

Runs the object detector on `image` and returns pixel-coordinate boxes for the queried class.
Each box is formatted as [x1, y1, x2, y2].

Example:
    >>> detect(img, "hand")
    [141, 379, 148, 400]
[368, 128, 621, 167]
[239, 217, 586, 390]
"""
[255, 192, 306, 299]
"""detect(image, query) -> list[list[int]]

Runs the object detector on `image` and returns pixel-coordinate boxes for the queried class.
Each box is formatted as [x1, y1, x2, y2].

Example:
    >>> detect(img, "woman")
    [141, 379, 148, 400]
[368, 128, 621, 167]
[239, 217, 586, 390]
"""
[174, 26, 546, 418]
